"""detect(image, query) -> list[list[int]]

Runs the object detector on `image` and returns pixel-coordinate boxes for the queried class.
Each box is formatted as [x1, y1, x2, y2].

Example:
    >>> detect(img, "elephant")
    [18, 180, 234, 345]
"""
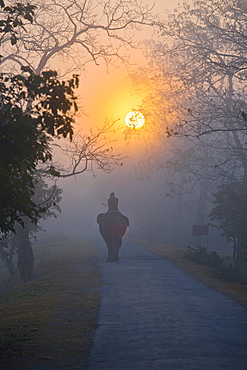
[97, 212, 129, 262]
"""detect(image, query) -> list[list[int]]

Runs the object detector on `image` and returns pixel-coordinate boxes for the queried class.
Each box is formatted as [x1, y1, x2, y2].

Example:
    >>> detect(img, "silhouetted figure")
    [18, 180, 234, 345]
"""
[107, 192, 119, 212]
[98, 193, 129, 261]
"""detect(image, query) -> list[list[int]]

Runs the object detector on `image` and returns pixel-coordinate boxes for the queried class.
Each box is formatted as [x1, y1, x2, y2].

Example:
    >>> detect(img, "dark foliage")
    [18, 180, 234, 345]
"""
[184, 246, 247, 285]
[0, 2, 79, 236]
[0, 1, 36, 46]
[0, 68, 78, 235]
[209, 179, 247, 270]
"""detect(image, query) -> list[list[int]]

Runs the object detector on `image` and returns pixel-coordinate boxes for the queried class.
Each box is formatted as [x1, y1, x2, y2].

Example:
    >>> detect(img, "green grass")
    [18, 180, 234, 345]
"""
[0, 233, 100, 369]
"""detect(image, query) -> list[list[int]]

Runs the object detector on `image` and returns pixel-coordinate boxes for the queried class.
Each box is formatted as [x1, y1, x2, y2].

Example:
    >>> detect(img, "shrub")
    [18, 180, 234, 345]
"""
[184, 246, 247, 284]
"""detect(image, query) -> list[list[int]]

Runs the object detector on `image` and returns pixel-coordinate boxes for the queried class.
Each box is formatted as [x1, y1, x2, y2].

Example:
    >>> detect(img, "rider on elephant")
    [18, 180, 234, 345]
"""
[97, 193, 129, 262]
[107, 192, 120, 213]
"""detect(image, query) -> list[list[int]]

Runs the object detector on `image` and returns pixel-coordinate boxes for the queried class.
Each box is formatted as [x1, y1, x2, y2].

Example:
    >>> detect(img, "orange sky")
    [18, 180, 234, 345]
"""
[75, 0, 180, 138]
[50, 0, 181, 171]
[78, 62, 147, 130]
[45, 0, 181, 232]
[71, 42, 150, 161]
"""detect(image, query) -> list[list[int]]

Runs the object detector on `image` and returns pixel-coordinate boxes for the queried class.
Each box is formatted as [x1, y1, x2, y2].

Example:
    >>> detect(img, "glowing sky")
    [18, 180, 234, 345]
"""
[76, 0, 179, 136]
[78, 62, 147, 130]
[44, 0, 181, 234]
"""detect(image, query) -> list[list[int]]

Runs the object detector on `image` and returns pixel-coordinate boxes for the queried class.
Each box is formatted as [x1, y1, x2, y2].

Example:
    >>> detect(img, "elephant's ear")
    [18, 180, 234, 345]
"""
[123, 215, 129, 226]
[97, 213, 105, 224]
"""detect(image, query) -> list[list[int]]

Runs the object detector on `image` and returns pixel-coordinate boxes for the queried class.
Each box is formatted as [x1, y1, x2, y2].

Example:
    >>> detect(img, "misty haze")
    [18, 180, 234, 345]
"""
[1, 0, 247, 369]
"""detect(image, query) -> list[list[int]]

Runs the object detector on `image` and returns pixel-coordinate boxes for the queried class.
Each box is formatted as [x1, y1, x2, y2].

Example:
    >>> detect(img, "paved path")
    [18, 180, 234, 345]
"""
[87, 238, 247, 370]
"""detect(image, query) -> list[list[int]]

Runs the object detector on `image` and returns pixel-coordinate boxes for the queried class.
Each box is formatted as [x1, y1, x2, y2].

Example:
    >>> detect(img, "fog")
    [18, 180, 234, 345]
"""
[25, 0, 231, 253]
[40, 145, 228, 252]
[2, 2, 245, 368]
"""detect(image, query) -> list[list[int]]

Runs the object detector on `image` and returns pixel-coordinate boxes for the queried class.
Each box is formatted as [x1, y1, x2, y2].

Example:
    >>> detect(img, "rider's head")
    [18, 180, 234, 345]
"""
[110, 192, 115, 197]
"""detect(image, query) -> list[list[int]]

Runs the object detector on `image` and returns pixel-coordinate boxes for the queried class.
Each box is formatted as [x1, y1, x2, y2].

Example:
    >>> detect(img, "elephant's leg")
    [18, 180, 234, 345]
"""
[103, 235, 115, 262]
[106, 245, 119, 262]
[100, 232, 114, 262]
[110, 238, 122, 262]
[106, 236, 120, 262]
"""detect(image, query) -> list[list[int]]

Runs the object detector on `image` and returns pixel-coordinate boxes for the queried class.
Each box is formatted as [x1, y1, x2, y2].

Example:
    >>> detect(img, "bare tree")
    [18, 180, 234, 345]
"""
[130, 0, 247, 232]
[156, 0, 247, 176]
[0, 0, 157, 74]
[0, 0, 156, 185]
[55, 119, 126, 178]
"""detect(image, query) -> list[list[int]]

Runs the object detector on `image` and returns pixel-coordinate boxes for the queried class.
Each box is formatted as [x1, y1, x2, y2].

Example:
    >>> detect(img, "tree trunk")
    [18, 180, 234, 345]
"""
[16, 221, 35, 283]
[194, 157, 209, 248]
[3, 251, 15, 275]
[227, 74, 247, 271]
[196, 179, 208, 225]
[235, 238, 247, 273]
[168, 193, 183, 244]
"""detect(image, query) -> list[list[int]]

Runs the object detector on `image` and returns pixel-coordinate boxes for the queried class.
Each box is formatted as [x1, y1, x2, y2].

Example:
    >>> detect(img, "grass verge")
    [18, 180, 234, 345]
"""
[137, 239, 247, 309]
[0, 233, 100, 369]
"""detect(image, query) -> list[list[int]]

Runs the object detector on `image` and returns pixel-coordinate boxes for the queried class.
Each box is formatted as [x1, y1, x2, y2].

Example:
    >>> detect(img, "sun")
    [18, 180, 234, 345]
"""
[125, 111, 145, 129]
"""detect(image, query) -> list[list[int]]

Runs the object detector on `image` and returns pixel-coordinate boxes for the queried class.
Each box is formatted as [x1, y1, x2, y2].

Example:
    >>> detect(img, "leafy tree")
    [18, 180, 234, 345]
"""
[16, 176, 62, 282]
[0, 67, 78, 235]
[210, 179, 247, 272]
[0, 0, 153, 281]
[0, 2, 79, 282]
[0, 237, 16, 275]
[0, 1, 77, 236]
[0, 173, 63, 280]
[0, 0, 36, 45]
